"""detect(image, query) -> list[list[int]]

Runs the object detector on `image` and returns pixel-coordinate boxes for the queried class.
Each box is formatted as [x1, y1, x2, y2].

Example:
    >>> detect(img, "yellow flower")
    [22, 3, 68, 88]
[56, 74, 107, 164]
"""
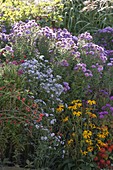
[86, 107, 92, 111]
[77, 103, 82, 107]
[56, 104, 64, 112]
[101, 126, 109, 136]
[101, 143, 108, 148]
[97, 139, 102, 144]
[89, 123, 96, 129]
[63, 116, 69, 122]
[87, 100, 96, 105]
[81, 150, 88, 155]
[73, 111, 82, 116]
[97, 133, 106, 139]
[86, 111, 92, 116]
[85, 139, 93, 145]
[104, 131, 109, 136]
[67, 139, 73, 145]
[90, 113, 97, 118]
[83, 130, 92, 139]
[96, 140, 107, 148]
[87, 146, 93, 152]
[102, 126, 108, 131]
[71, 100, 81, 104]
[68, 104, 77, 110]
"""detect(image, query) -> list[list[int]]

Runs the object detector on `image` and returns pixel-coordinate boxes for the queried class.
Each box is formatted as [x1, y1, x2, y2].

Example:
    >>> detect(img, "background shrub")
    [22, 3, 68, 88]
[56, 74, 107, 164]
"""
[0, 0, 63, 33]
[61, 0, 113, 35]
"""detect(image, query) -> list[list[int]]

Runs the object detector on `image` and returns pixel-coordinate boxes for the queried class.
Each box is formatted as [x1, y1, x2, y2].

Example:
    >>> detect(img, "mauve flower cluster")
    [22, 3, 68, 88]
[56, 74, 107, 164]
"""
[69, 32, 107, 78]
[94, 27, 113, 58]
[63, 82, 70, 92]
[97, 27, 113, 34]
[74, 63, 93, 77]
[10, 20, 39, 37]
[38, 28, 107, 78]
[0, 20, 39, 43]
[82, 42, 107, 63]
[0, 21, 109, 82]
[0, 32, 8, 42]
[78, 32, 93, 41]
[0, 20, 39, 55]
[107, 57, 113, 66]
[38, 26, 78, 56]
[99, 102, 113, 118]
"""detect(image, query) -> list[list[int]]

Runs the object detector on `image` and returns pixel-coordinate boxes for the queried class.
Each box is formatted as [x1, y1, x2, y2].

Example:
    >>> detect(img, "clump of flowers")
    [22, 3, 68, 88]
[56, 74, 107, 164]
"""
[54, 99, 113, 168]
[20, 55, 64, 108]
[0, 59, 64, 167]
[0, 20, 40, 61]
[93, 27, 113, 59]
[94, 140, 113, 169]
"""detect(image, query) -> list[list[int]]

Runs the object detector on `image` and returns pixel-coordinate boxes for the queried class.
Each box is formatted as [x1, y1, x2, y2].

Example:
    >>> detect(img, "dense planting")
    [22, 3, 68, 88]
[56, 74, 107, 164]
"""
[0, 1, 113, 170]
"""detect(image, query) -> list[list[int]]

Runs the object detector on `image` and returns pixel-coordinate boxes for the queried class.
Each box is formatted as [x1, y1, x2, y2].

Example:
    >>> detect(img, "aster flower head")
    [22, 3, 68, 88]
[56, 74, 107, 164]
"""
[60, 60, 69, 67]
[63, 82, 70, 92]
[78, 32, 93, 41]
[110, 96, 113, 100]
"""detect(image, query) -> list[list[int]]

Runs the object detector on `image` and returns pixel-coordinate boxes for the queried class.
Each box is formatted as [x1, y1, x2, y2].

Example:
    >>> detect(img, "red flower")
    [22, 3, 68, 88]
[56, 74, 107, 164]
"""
[106, 160, 111, 166]
[100, 148, 106, 153]
[22, 98, 25, 102]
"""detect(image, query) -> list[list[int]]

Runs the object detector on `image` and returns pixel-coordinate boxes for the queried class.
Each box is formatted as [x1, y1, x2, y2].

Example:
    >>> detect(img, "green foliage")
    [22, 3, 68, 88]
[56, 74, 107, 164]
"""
[0, 64, 39, 166]
[61, 0, 84, 34]
[61, 0, 113, 34]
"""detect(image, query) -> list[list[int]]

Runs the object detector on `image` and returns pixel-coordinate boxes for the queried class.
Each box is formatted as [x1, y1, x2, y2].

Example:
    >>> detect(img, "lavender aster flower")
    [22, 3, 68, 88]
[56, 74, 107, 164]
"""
[107, 63, 112, 66]
[110, 96, 113, 100]
[5, 45, 14, 53]
[63, 82, 70, 92]
[99, 115, 104, 119]
[60, 60, 69, 67]
[110, 107, 113, 111]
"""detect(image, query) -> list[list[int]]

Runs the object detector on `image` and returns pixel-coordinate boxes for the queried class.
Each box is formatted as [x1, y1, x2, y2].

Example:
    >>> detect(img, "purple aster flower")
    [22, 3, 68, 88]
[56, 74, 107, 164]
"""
[91, 65, 96, 68]
[106, 103, 111, 107]
[5, 45, 14, 53]
[72, 36, 78, 43]
[18, 69, 23, 75]
[63, 82, 70, 92]
[84, 73, 89, 77]
[103, 111, 108, 115]
[107, 63, 112, 66]
[60, 60, 69, 67]
[26, 30, 31, 34]
[2, 28, 6, 33]
[101, 106, 106, 110]
[99, 111, 104, 115]
[110, 107, 113, 111]
[110, 96, 113, 100]
[79, 32, 93, 41]
[97, 65, 103, 72]
[99, 115, 104, 119]
[11, 61, 18, 65]
[100, 90, 109, 95]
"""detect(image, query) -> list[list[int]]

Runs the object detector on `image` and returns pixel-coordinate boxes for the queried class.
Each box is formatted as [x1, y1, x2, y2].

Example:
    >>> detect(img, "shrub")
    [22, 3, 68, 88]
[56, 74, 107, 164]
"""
[0, 0, 63, 33]
[0, 63, 40, 166]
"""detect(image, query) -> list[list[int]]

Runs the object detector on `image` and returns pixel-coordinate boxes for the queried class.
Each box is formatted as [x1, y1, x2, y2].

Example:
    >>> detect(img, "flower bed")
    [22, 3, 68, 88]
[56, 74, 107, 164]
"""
[0, 3, 113, 169]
